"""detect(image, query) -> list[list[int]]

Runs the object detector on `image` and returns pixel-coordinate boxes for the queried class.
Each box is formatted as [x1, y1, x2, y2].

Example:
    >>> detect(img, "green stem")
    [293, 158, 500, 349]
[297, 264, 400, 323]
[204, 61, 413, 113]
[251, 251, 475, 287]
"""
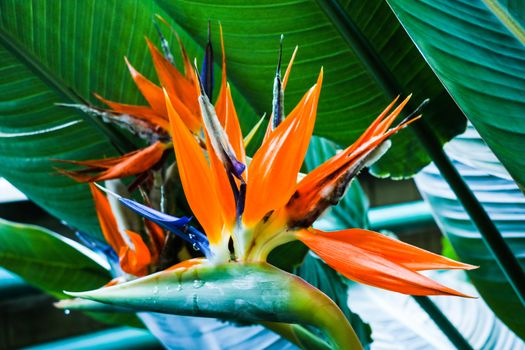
[290, 276, 363, 350]
[316, 0, 525, 308]
[413, 296, 473, 350]
[262, 322, 331, 350]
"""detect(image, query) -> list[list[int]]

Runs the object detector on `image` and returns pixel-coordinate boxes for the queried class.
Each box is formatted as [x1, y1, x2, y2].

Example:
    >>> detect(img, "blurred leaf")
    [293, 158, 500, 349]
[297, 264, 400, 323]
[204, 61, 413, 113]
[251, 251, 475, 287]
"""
[0, 218, 142, 327]
[155, 0, 466, 178]
[296, 253, 372, 349]
[441, 237, 459, 262]
[415, 124, 525, 339]
[0, 218, 109, 298]
[348, 271, 525, 349]
[388, 0, 525, 190]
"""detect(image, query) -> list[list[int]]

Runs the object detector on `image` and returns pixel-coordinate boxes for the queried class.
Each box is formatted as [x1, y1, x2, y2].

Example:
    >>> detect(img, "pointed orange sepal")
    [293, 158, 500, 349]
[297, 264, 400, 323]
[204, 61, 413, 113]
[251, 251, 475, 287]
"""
[297, 228, 475, 297]
[89, 184, 152, 277]
[165, 90, 224, 245]
[124, 57, 167, 117]
[146, 38, 201, 132]
[95, 93, 170, 131]
[243, 69, 323, 226]
[57, 142, 167, 182]
[286, 96, 419, 227]
[90, 183, 125, 250]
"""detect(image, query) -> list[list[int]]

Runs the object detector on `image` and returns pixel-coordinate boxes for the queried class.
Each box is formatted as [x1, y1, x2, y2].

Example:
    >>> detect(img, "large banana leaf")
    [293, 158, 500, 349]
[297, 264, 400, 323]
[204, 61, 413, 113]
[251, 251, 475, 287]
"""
[0, 0, 256, 238]
[415, 124, 525, 339]
[154, 0, 466, 179]
[387, 0, 525, 191]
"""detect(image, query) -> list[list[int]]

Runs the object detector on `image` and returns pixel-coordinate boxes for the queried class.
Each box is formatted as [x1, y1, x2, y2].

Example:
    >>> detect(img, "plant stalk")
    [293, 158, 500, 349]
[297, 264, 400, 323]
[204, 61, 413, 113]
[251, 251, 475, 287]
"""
[413, 296, 473, 350]
[411, 121, 525, 308]
[262, 322, 331, 350]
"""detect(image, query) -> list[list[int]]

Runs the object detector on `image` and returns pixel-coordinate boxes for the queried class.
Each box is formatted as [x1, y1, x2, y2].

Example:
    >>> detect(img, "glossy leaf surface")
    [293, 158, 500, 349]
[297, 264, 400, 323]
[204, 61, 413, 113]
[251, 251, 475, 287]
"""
[388, 0, 525, 189]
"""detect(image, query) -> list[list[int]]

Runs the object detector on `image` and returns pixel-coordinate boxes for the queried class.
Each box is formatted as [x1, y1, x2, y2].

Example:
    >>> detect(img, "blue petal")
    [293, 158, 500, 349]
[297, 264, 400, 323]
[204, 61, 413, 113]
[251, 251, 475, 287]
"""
[117, 197, 211, 257]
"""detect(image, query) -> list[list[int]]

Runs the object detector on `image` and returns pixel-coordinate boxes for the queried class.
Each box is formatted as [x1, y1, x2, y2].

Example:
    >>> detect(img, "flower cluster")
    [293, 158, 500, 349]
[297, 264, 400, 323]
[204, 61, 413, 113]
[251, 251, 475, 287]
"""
[57, 21, 475, 297]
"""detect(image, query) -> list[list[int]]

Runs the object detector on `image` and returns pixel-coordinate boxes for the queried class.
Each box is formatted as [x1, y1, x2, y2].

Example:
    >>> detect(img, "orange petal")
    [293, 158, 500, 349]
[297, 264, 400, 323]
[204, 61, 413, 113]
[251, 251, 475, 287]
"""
[119, 230, 152, 277]
[243, 70, 323, 226]
[297, 229, 474, 297]
[205, 130, 237, 227]
[146, 38, 201, 132]
[53, 154, 135, 169]
[90, 185, 152, 277]
[61, 142, 167, 183]
[154, 14, 194, 81]
[95, 93, 170, 131]
[165, 90, 224, 245]
[124, 57, 167, 117]
[282, 45, 298, 90]
[286, 98, 419, 227]
[90, 183, 124, 251]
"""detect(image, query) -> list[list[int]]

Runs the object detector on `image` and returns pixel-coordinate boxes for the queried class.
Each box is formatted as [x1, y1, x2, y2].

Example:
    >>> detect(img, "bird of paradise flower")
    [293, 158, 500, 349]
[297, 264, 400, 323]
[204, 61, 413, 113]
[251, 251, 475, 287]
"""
[57, 21, 476, 350]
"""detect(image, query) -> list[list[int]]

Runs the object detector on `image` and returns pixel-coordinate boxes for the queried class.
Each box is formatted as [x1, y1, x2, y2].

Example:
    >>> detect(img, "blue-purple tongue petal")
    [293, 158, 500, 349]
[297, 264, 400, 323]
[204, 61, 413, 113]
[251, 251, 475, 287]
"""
[116, 197, 211, 257]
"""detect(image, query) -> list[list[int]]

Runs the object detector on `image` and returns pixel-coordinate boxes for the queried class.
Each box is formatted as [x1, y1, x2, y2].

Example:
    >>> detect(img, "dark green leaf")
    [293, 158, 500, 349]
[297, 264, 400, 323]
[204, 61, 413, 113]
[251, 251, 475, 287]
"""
[388, 0, 525, 190]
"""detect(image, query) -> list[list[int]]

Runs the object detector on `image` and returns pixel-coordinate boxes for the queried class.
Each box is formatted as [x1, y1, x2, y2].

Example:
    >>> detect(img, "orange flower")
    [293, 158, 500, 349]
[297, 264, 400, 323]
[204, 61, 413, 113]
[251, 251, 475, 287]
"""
[79, 26, 476, 297]
[95, 37, 201, 134]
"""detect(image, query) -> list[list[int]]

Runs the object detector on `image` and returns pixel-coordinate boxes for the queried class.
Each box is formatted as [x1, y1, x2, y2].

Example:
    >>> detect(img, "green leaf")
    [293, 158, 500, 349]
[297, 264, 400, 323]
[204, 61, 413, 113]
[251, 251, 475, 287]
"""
[387, 0, 525, 190]
[154, 0, 466, 178]
[0, 0, 256, 239]
[69, 262, 363, 349]
[296, 253, 372, 349]
[0, 218, 109, 298]
[0, 218, 143, 328]
[415, 125, 525, 339]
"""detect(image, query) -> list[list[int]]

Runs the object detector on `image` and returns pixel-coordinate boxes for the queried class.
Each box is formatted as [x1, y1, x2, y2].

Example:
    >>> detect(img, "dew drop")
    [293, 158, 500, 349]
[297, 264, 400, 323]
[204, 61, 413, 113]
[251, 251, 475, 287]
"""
[193, 279, 204, 289]
[192, 243, 200, 251]
[64, 309, 70, 316]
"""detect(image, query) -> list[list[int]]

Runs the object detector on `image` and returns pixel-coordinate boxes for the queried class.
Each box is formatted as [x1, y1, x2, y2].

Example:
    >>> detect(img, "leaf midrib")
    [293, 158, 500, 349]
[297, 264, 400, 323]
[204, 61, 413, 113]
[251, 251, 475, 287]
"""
[0, 28, 134, 154]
